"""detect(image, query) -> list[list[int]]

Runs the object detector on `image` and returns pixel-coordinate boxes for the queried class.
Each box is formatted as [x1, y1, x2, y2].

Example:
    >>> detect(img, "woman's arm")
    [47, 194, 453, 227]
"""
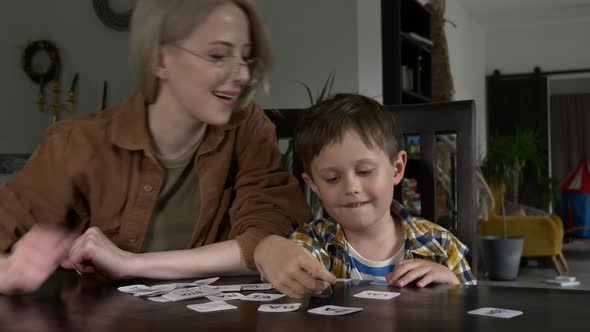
[223, 105, 311, 269]
[62, 227, 256, 280]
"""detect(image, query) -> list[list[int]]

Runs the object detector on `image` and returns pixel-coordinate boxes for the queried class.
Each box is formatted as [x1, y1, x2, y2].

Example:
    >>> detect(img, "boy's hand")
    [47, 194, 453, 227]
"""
[386, 259, 460, 287]
[254, 235, 336, 298]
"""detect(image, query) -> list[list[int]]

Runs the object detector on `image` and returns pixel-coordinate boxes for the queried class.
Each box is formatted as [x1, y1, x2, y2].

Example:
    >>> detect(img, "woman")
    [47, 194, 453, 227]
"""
[0, 0, 310, 293]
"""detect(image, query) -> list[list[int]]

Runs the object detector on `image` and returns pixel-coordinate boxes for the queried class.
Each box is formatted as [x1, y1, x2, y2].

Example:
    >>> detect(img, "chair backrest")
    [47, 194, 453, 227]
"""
[386, 101, 478, 272]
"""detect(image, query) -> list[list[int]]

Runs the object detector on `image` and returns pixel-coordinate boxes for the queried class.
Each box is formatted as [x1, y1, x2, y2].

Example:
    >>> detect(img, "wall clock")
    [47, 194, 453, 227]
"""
[92, 0, 135, 31]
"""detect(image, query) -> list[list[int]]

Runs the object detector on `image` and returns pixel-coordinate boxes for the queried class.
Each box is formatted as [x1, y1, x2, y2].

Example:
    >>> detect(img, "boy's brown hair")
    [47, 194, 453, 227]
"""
[294, 93, 401, 173]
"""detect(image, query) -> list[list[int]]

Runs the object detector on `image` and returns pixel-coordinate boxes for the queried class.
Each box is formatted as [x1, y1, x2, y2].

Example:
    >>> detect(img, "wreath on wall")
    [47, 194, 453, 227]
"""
[21, 39, 61, 84]
[92, 0, 132, 31]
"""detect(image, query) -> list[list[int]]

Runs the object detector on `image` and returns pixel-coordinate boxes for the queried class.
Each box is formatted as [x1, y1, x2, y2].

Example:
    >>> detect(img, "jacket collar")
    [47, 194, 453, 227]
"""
[107, 92, 254, 154]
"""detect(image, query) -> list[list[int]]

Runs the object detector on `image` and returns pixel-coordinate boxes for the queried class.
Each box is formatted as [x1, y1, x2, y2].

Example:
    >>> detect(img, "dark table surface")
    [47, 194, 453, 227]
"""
[0, 271, 588, 332]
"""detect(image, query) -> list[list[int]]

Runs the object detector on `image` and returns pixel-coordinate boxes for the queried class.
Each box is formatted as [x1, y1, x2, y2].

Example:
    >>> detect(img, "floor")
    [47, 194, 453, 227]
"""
[478, 239, 590, 290]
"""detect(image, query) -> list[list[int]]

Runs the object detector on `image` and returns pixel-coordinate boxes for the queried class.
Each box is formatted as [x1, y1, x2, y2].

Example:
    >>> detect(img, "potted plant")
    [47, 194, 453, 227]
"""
[480, 128, 545, 280]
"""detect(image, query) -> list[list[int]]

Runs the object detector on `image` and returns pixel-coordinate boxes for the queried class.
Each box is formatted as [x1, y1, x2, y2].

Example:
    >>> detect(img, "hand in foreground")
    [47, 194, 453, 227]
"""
[386, 259, 460, 288]
[254, 235, 336, 298]
[0, 225, 76, 294]
[61, 227, 135, 280]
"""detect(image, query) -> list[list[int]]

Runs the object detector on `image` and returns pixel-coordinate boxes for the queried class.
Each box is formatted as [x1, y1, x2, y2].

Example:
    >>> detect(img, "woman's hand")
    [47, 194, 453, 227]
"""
[386, 259, 460, 288]
[0, 225, 76, 294]
[61, 227, 135, 280]
[254, 235, 336, 298]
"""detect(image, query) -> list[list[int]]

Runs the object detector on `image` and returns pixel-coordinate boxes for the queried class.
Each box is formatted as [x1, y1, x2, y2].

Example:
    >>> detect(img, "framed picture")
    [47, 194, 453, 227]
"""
[0, 154, 30, 187]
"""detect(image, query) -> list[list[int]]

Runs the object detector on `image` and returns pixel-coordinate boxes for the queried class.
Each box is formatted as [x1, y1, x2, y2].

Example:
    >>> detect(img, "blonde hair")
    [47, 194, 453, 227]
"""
[129, 0, 273, 106]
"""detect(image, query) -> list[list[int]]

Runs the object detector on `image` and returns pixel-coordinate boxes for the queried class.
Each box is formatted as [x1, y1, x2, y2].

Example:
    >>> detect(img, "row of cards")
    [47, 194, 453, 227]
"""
[187, 302, 364, 316]
[119, 277, 524, 319]
[118, 277, 276, 302]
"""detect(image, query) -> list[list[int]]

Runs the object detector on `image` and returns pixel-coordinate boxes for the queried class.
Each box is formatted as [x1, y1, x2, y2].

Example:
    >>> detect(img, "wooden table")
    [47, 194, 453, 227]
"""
[0, 271, 587, 332]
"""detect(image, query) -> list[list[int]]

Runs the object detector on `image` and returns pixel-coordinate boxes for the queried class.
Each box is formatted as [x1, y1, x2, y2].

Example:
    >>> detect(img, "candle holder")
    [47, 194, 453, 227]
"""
[37, 80, 76, 125]
[37, 72, 78, 125]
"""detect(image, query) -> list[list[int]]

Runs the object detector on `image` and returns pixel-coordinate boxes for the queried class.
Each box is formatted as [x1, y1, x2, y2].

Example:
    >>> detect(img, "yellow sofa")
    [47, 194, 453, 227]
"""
[478, 187, 569, 275]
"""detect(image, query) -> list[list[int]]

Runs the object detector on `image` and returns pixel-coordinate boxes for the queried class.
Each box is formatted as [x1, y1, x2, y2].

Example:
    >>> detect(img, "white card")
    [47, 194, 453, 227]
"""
[258, 303, 302, 312]
[242, 293, 285, 302]
[203, 284, 244, 292]
[205, 293, 246, 301]
[544, 278, 580, 286]
[369, 280, 388, 286]
[353, 290, 400, 300]
[191, 277, 220, 286]
[147, 296, 172, 303]
[555, 276, 576, 282]
[117, 284, 150, 293]
[241, 283, 273, 291]
[336, 278, 352, 283]
[162, 287, 221, 302]
[468, 307, 523, 319]
[308, 305, 363, 316]
[187, 301, 237, 313]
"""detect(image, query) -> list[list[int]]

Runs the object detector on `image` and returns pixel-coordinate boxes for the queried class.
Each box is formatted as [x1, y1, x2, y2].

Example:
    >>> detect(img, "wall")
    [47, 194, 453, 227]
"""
[356, 0, 383, 102]
[0, 0, 359, 153]
[445, 0, 487, 157]
[486, 20, 590, 74]
[0, 0, 131, 153]
[255, 0, 358, 108]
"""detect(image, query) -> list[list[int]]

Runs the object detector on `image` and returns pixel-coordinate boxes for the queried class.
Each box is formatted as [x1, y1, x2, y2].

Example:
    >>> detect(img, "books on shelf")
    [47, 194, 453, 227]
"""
[406, 32, 433, 47]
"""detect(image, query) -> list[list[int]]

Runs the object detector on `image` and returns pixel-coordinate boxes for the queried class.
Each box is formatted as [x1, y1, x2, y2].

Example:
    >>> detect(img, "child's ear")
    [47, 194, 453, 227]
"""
[302, 172, 321, 198]
[392, 150, 407, 185]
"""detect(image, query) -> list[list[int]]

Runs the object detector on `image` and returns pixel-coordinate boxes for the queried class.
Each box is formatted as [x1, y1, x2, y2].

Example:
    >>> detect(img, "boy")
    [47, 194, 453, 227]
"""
[288, 93, 475, 287]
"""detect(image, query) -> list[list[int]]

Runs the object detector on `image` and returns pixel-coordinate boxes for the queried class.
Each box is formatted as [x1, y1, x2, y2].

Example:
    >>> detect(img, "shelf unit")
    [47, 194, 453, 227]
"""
[382, 0, 432, 105]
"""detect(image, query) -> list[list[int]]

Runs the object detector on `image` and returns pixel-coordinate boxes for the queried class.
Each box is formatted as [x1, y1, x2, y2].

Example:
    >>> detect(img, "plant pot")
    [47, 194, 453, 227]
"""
[480, 236, 524, 281]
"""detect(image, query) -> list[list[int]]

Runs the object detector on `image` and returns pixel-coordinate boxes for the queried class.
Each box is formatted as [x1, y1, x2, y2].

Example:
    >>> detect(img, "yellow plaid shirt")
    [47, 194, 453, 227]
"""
[289, 201, 476, 285]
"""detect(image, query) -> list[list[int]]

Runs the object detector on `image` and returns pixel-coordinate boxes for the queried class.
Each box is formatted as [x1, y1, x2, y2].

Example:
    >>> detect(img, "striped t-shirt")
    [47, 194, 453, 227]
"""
[346, 241, 404, 280]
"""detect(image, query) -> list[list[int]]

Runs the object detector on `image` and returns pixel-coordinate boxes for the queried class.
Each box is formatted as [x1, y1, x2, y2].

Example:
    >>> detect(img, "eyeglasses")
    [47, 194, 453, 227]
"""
[170, 44, 261, 85]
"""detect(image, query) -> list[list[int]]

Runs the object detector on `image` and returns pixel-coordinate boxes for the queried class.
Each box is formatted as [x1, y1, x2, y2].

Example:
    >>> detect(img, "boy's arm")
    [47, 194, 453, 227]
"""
[288, 225, 332, 271]
[442, 235, 477, 285]
[387, 223, 476, 287]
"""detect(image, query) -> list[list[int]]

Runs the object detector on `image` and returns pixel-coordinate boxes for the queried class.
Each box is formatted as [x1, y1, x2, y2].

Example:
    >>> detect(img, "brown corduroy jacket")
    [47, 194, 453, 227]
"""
[0, 93, 311, 269]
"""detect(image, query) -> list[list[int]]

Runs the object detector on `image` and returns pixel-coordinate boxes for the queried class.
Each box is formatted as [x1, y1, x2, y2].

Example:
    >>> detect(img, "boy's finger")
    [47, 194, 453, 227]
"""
[417, 274, 434, 288]
[306, 263, 336, 284]
[395, 266, 429, 287]
[388, 261, 415, 282]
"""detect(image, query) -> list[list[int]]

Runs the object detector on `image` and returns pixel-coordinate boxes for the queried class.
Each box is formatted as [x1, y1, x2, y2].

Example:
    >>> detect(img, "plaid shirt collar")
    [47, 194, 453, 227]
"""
[322, 201, 449, 260]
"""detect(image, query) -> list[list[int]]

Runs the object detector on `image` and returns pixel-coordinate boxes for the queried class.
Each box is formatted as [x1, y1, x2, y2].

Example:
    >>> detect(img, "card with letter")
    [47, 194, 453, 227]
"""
[147, 296, 172, 303]
[162, 286, 221, 302]
[468, 307, 523, 319]
[258, 303, 302, 312]
[191, 277, 220, 286]
[308, 305, 363, 316]
[241, 283, 273, 291]
[206, 293, 246, 301]
[242, 293, 285, 302]
[187, 301, 237, 313]
[203, 284, 244, 292]
[353, 290, 400, 300]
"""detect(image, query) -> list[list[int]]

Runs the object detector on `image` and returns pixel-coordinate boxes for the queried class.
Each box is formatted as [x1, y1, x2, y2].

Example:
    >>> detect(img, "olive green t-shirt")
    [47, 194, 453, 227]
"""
[142, 144, 201, 253]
